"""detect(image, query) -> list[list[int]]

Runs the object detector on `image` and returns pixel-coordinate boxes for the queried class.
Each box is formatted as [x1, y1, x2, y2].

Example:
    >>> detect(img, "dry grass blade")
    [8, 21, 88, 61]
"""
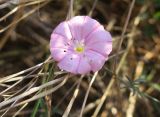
[0, 0, 51, 50]
[88, 0, 98, 17]
[114, 0, 136, 70]
[92, 0, 136, 116]
[92, 78, 115, 117]
[80, 72, 98, 117]
[66, 0, 74, 20]
[62, 76, 84, 117]
[0, 78, 38, 113]
[3, 73, 48, 83]
[0, 65, 40, 95]
[0, 0, 46, 22]
[13, 75, 69, 108]
[126, 3, 150, 117]
[13, 103, 28, 117]
[0, 57, 51, 96]
[0, 7, 18, 22]
[0, 63, 42, 82]
[0, 58, 52, 83]
[83, 98, 100, 114]
[1, 100, 17, 117]
[54, 79, 79, 109]
[0, 76, 67, 108]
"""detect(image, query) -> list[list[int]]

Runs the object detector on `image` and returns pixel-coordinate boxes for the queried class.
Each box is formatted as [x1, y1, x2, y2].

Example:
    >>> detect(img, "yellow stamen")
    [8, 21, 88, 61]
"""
[75, 46, 84, 53]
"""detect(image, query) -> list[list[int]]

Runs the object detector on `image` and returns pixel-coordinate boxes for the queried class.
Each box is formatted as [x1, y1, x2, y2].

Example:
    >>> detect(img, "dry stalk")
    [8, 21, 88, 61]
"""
[62, 75, 84, 117]
[0, 76, 68, 109]
[126, 3, 150, 117]
[0, 0, 51, 50]
[92, 0, 136, 116]
[80, 71, 98, 117]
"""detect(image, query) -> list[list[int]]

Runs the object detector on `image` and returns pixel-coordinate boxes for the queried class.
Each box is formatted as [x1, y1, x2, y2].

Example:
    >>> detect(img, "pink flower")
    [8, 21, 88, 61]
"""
[50, 16, 112, 74]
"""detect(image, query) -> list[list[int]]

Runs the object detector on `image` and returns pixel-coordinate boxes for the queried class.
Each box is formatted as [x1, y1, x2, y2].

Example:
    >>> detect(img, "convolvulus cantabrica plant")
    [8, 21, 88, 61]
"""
[50, 16, 112, 74]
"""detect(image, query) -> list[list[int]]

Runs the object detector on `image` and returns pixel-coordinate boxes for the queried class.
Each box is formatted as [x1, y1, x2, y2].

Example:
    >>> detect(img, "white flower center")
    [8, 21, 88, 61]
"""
[74, 41, 85, 53]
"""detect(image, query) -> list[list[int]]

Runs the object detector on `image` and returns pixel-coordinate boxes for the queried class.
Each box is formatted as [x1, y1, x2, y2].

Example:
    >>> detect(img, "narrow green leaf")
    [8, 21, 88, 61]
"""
[31, 98, 42, 117]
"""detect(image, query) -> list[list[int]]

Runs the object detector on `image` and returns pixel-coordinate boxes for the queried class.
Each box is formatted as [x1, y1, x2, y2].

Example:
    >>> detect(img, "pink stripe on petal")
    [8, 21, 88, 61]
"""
[50, 33, 69, 48]
[82, 16, 101, 39]
[53, 21, 72, 39]
[77, 56, 91, 74]
[58, 53, 80, 74]
[86, 42, 112, 56]
[67, 16, 86, 40]
[85, 50, 106, 72]
[50, 48, 69, 61]
[85, 26, 112, 44]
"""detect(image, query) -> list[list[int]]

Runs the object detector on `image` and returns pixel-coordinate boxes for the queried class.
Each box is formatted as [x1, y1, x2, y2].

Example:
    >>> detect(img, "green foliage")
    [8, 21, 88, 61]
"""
[143, 24, 156, 38]
[153, 0, 160, 21]
[136, 0, 145, 4]
[154, 0, 160, 7]
[31, 99, 43, 117]
[150, 83, 160, 92]
[31, 62, 55, 117]
[152, 101, 160, 114]
[154, 11, 160, 20]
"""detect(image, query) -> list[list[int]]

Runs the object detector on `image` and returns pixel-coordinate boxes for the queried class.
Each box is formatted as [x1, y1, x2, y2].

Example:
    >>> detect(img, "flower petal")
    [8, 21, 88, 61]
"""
[86, 41, 112, 57]
[85, 26, 112, 44]
[77, 56, 91, 74]
[50, 48, 69, 61]
[85, 50, 106, 72]
[82, 16, 101, 39]
[67, 16, 86, 40]
[58, 53, 80, 74]
[50, 33, 69, 48]
[53, 21, 72, 39]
